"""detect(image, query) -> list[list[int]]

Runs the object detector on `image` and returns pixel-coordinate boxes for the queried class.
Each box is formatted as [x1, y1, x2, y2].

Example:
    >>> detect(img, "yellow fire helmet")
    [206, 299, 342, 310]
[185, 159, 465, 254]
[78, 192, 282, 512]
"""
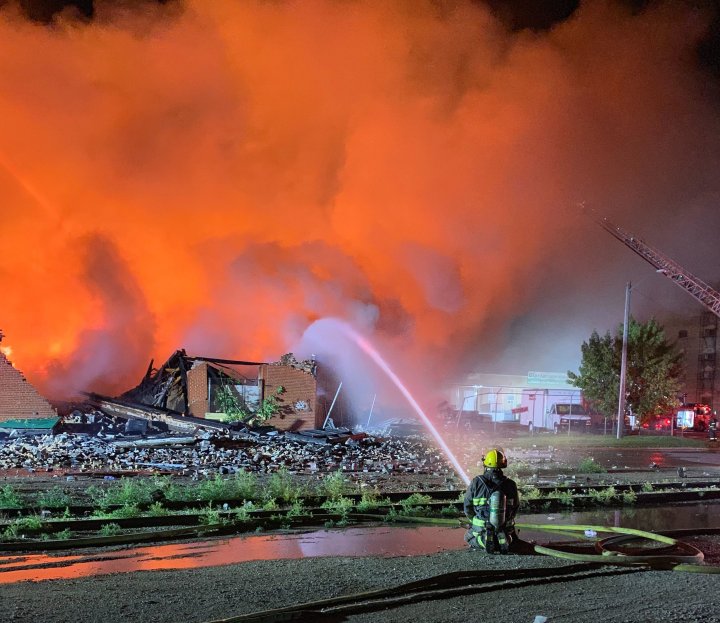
[482, 448, 508, 469]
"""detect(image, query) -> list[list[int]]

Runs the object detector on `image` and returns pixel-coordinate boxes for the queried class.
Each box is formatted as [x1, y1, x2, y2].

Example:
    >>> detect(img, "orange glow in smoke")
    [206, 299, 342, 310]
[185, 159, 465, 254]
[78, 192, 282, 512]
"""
[0, 1, 715, 397]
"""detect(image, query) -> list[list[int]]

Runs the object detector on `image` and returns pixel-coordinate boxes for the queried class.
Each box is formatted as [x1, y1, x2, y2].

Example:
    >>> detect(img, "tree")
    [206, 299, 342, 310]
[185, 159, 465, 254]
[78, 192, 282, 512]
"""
[568, 317, 683, 423]
[216, 379, 286, 427]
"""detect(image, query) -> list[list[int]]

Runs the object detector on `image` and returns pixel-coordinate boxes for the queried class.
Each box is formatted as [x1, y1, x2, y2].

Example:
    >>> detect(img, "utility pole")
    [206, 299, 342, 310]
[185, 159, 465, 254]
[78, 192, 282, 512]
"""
[617, 282, 631, 440]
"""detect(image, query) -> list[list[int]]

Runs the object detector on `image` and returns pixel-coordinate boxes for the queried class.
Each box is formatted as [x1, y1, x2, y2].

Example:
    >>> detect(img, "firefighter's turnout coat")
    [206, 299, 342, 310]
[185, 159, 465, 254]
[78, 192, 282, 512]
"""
[463, 469, 519, 550]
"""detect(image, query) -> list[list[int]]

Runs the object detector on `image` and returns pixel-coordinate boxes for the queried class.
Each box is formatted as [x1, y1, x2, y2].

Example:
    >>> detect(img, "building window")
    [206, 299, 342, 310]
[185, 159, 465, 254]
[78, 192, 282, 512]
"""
[678, 330, 688, 339]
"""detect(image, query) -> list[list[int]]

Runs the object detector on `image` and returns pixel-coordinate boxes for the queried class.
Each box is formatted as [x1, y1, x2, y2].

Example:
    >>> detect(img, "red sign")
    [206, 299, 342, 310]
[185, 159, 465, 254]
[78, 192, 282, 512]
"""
[511, 406, 529, 414]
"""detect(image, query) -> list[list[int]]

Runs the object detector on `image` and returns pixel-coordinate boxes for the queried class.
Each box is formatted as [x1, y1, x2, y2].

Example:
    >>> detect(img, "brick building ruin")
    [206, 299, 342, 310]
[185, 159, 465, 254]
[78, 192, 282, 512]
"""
[122, 350, 323, 430]
[0, 330, 57, 422]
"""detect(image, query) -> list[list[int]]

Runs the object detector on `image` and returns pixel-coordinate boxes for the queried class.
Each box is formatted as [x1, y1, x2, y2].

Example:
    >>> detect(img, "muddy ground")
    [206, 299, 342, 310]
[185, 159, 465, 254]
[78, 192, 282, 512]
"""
[2, 440, 720, 623]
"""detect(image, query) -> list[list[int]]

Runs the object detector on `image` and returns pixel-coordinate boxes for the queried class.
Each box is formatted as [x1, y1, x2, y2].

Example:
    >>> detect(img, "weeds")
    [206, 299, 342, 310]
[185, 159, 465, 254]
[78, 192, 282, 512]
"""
[504, 460, 534, 478]
[588, 486, 617, 505]
[577, 457, 606, 473]
[440, 505, 460, 518]
[356, 489, 390, 512]
[641, 482, 654, 493]
[87, 479, 155, 509]
[398, 493, 433, 517]
[286, 500, 307, 519]
[198, 504, 228, 526]
[40, 528, 73, 541]
[622, 489, 637, 505]
[36, 487, 72, 509]
[234, 501, 257, 522]
[98, 523, 122, 537]
[262, 498, 278, 511]
[195, 474, 234, 503]
[520, 486, 543, 510]
[321, 496, 355, 525]
[233, 471, 260, 501]
[2, 515, 44, 540]
[319, 471, 346, 500]
[550, 489, 575, 507]
[267, 468, 301, 502]
[0, 485, 23, 509]
[93, 503, 141, 519]
[145, 502, 169, 517]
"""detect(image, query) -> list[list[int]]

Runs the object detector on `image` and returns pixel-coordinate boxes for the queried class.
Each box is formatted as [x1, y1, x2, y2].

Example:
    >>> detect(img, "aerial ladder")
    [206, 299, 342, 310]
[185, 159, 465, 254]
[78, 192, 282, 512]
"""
[593, 214, 720, 318]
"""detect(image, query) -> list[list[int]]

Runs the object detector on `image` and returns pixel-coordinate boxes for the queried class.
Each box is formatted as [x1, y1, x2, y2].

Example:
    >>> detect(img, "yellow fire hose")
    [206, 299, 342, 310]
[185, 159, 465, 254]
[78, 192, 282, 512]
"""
[354, 514, 719, 573]
[515, 522, 709, 570]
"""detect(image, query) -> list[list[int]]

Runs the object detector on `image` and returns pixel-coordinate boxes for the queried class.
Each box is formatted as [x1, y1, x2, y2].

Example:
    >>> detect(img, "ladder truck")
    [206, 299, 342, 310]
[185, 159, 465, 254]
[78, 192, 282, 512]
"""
[594, 212, 720, 430]
[595, 215, 720, 317]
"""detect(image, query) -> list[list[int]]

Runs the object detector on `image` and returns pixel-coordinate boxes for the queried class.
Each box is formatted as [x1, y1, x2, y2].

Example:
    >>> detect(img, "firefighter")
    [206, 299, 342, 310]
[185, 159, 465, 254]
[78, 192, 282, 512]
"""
[463, 448, 519, 554]
[709, 417, 718, 441]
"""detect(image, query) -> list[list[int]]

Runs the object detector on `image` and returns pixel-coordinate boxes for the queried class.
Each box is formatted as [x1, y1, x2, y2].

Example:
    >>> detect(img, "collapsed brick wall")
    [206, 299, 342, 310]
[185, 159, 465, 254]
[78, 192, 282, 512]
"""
[0, 354, 57, 421]
[259, 364, 321, 430]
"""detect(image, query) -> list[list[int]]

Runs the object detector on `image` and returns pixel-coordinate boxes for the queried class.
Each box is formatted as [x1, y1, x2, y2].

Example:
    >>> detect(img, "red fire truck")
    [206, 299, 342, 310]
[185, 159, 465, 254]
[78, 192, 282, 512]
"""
[675, 404, 712, 431]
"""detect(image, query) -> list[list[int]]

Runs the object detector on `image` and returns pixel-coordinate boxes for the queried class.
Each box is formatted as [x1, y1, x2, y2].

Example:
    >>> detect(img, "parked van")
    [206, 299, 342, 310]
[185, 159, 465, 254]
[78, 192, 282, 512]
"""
[519, 389, 589, 432]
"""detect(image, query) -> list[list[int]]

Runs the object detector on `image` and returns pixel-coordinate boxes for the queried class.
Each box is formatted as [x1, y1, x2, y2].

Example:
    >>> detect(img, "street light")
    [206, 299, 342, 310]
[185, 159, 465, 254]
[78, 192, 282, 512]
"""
[617, 282, 631, 440]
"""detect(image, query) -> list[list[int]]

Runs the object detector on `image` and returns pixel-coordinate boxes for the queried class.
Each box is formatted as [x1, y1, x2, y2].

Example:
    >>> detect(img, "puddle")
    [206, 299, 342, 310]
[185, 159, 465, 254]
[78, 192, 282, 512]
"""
[1, 501, 718, 584]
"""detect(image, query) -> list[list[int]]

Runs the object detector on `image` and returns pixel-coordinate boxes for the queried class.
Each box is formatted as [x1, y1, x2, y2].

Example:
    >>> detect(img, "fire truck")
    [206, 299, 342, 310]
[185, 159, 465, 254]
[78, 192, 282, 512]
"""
[675, 404, 712, 431]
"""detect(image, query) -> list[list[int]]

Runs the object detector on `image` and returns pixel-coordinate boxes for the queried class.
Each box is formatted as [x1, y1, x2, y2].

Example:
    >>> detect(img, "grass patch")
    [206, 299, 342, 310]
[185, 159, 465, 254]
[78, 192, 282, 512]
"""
[510, 435, 705, 449]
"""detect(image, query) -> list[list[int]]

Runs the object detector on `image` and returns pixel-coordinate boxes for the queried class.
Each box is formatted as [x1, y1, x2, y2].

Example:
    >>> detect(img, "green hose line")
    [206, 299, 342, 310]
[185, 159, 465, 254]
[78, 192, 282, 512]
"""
[352, 514, 720, 574]
[516, 523, 679, 545]
[518, 522, 720, 573]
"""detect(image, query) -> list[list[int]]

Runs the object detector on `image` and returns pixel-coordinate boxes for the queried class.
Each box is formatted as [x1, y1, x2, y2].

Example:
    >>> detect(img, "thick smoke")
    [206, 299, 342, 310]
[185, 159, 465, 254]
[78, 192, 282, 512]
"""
[0, 1, 719, 402]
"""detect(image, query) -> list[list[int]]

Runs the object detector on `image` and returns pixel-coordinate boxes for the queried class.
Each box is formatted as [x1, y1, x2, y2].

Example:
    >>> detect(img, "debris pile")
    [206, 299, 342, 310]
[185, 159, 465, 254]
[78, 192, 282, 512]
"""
[0, 423, 453, 480]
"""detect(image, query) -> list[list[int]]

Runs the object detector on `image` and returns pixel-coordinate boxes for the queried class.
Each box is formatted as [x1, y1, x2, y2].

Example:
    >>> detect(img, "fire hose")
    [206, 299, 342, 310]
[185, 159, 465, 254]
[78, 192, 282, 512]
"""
[207, 518, 720, 622]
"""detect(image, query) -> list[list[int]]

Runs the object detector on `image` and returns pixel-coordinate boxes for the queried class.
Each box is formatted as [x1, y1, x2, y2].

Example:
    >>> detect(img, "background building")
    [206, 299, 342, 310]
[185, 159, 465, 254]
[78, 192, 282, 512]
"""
[662, 311, 719, 409]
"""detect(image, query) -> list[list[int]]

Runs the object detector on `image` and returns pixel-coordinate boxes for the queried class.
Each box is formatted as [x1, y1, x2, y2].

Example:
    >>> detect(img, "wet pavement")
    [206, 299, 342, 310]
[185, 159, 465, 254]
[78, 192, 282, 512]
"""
[544, 447, 720, 470]
[1, 500, 719, 584]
